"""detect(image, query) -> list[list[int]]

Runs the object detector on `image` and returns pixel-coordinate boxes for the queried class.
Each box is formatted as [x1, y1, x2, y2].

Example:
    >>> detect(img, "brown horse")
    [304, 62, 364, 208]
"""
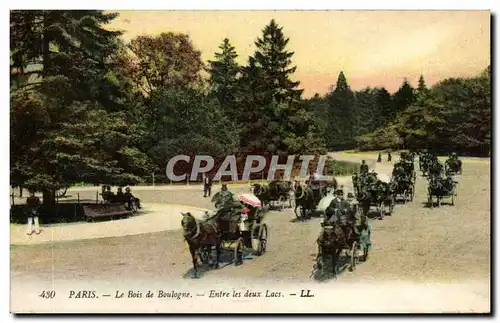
[315, 219, 356, 277]
[181, 212, 222, 278]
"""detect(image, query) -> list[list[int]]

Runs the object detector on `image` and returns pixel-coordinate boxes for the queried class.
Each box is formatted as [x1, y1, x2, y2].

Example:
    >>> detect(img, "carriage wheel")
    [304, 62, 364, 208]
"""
[315, 245, 324, 273]
[349, 241, 358, 272]
[130, 200, 139, 213]
[278, 196, 285, 211]
[289, 192, 295, 209]
[233, 238, 244, 266]
[257, 223, 268, 256]
[299, 206, 307, 220]
[198, 247, 211, 265]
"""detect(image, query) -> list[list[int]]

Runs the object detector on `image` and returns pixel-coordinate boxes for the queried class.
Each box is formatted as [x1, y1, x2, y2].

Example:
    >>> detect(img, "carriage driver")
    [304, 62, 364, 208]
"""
[327, 188, 347, 215]
[443, 173, 456, 193]
[213, 184, 245, 230]
[346, 192, 358, 209]
[124, 187, 141, 209]
[325, 190, 356, 238]
[216, 184, 234, 207]
[360, 160, 369, 174]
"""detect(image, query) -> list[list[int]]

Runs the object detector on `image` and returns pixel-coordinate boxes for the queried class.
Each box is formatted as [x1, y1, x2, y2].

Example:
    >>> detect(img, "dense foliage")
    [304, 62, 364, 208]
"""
[10, 11, 491, 206]
[309, 67, 490, 156]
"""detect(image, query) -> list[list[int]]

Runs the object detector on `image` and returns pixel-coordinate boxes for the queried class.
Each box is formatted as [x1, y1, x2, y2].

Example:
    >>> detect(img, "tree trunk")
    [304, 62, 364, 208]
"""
[42, 189, 56, 214]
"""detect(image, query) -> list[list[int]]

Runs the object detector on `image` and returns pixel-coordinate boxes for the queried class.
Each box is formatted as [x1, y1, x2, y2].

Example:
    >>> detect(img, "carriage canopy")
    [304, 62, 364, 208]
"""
[316, 194, 335, 212]
[236, 193, 262, 207]
[377, 173, 391, 183]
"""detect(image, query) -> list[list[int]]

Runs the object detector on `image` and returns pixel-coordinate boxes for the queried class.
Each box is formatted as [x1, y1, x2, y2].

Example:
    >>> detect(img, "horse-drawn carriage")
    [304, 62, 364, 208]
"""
[251, 180, 294, 211]
[391, 162, 415, 203]
[314, 203, 371, 276]
[293, 179, 337, 220]
[356, 172, 394, 220]
[182, 192, 268, 278]
[427, 175, 458, 208]
[390, 175, 414, 203]
[444, 157, 463, 175]
[419, 152, 439, 176]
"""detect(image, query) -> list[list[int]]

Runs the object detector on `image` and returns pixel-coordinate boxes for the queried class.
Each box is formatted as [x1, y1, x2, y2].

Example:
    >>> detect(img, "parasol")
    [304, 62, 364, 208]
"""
[377, 172, 391, 184]
[316, 193, 335, 212]
[236, 193, 262, 208]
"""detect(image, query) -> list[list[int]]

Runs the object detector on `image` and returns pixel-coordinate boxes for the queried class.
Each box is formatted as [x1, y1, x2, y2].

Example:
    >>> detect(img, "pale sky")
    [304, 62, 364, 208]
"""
[106, 10, 490, 98]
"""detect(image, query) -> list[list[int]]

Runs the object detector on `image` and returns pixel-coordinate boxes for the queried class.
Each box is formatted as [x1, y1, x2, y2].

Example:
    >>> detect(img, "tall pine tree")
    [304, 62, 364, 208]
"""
[207, 38, 241, 122]
[355, 87, 378, 136]
[10, 10, 152, 207]
[237, 19, 325, 167]
[375, 87, 393, 125]
[251, 19, 303, 104]
[327, 71, 356, 149]
[415, 74, 430, 103]
[392, 78, 415, 118]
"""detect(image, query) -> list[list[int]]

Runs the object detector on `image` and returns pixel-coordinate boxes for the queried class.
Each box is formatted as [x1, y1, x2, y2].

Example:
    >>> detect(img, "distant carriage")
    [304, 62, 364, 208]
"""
[427, 175, 458, 208]
[445, 158, 463, 175]
[294, 179, 337, 220]
[390, 177, 414, 203]
[419, 153, 438, 177]
[251, 180, 294, 211]
[356, 175, 394, 220]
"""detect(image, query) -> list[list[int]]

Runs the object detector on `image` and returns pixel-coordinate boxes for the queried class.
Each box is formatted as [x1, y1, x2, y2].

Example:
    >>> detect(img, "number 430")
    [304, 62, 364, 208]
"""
[39, 290, 56, 299]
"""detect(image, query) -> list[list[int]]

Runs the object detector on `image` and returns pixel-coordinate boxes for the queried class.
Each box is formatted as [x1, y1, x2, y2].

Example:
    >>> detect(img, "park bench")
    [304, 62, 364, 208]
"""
[83, 204, 133, 221]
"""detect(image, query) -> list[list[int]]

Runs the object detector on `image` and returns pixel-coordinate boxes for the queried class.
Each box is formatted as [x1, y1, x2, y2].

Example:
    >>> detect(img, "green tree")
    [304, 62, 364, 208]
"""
[236, 19, 323, 158]
[354, 87, 379, 136]
[127, 32, 205, 95]
[357, 67, 491, 155]
[415, 74, 431, 103]
[392, 78, 415, 118]
[430, 69, 491, 155]
[374, 87, 393, 125]
[207, 38, 241, 121]
[148, 88, 240, 179]
[306, 93, 329, 139]
[251, 19, 303, 104]
[327, 71, 356, 149]
[10, 10, 152, 208]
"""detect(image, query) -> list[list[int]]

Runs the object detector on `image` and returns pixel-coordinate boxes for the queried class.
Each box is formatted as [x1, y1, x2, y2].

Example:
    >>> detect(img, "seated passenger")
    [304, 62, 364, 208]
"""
[124, 187, 141, 209]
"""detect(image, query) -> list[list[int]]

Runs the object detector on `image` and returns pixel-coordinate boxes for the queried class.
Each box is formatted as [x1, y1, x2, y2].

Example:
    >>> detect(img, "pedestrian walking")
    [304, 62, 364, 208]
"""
[26, 191, 41, 235]
[203, 174, 213, 197]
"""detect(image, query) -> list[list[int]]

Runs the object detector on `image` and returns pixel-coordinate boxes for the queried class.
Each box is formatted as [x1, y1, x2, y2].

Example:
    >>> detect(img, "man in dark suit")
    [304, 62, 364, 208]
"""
[203, 174, 213, 197]
[26, 191, 41, 235]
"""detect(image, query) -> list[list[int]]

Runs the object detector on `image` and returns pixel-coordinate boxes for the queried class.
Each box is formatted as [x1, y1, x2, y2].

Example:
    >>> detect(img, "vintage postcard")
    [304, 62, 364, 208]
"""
[9, 9, 491, 313]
